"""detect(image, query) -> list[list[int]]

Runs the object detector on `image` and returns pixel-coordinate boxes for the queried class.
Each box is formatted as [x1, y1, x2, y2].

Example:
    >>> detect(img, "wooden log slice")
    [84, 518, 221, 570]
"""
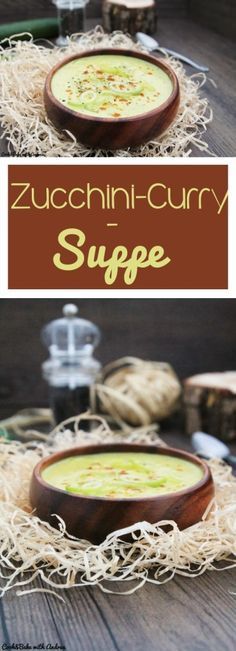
[102, 0, 157, 36]
[183, 372, 236, 441]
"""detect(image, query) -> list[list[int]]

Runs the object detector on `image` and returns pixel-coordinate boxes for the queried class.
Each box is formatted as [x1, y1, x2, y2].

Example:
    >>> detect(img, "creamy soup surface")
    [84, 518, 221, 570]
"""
[42, 452, 203, 499]
[51, 54, 173, 118]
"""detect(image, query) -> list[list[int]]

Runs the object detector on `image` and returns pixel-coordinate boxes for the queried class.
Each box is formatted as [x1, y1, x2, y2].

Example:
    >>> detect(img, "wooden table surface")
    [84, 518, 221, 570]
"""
[0, 17, 235, 157]
[0, 429, 236, 651]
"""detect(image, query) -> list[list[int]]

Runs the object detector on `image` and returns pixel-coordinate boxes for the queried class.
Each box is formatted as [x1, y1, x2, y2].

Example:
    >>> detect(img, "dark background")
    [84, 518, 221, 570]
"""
[0, 299, 236, 418]
[0, 0, 235, 40]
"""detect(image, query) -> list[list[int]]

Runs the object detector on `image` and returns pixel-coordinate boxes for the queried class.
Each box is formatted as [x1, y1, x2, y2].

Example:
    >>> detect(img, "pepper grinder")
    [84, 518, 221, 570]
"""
[41, 304, 101, 425]
[52, 0, 90, 46]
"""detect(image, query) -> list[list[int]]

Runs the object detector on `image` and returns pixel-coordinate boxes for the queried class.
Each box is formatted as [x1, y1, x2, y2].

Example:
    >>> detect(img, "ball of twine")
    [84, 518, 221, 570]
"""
[90, 357, 181, 428]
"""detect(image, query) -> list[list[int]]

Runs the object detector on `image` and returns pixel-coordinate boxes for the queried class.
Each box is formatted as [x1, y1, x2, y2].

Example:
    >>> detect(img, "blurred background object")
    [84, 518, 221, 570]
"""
[184, 372, 236, 441]
[91, 357, 181, 427]
[0, 17, 59, 41]
[0, 0, 235, 40]
[42, 303, 101, 423]
[52, 0, 89, 45]
[102, 0, 157, 37]
[0, 299, 236, 426]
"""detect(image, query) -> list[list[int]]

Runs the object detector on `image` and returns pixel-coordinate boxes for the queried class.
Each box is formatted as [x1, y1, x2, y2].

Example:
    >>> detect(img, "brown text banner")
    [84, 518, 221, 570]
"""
[8, 164, 228, 289]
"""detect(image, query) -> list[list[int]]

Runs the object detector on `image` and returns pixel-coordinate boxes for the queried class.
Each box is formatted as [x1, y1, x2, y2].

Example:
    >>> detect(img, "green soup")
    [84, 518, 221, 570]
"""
[42, 452, 203, 499]
[51, 54, 173, 119]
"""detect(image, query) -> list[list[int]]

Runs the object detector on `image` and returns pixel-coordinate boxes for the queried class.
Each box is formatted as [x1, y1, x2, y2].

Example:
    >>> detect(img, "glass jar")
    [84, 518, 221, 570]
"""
[42, 303, 101, 424]
[52, 0, 90, 45]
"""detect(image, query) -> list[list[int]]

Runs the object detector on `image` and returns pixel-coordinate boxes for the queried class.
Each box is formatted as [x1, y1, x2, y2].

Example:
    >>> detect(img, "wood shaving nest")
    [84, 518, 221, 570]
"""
[91, 357, 182, 427]
[0, 415, 235, 600]
[0, 26, 213, 157]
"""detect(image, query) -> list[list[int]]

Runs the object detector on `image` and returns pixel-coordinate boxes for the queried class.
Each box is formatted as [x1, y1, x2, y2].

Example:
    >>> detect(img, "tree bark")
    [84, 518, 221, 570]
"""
[183, 374, 236, 441]
[102, 0, 157, 36]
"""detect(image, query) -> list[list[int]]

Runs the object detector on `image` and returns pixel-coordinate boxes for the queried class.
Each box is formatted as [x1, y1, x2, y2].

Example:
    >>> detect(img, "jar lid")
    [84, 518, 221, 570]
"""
[41, 304, 101, 358]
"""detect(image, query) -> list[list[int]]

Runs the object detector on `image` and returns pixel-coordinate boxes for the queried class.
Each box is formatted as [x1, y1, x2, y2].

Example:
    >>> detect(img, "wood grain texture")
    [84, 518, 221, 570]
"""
[1, 299, 236, 419]
[44, 49, 180, 149]
[1, 430, 236, 651]
[157, 0, 187, 17]
[184, 380, 236, 440]
[1, 575, 236, 651]
[30, 443, 213, 542]
[102, 0, 158, 36]
[156, 18, 236, 157]
[189, 0, 236, 41]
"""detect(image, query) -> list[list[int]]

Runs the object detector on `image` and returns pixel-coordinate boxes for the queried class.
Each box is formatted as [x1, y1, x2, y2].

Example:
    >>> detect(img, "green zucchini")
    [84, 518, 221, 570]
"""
[0, 18, 59, 42]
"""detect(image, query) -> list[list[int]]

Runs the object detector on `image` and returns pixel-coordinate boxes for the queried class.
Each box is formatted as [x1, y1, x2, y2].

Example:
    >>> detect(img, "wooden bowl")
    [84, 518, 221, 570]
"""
[30, 444, 214, 544]
[44, 49, 180, 149]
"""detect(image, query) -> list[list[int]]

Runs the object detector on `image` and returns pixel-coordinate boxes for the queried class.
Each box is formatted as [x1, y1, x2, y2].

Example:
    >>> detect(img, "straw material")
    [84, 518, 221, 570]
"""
[0, 26, 213, 157]
[0, 416, 235, 600]
[91, 357, 181, 427]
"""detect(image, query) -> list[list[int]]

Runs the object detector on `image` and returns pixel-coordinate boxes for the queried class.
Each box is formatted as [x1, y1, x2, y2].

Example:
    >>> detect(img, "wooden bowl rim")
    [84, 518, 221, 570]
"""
[33, 443, 213, 504]
[44, 48, 180, 125]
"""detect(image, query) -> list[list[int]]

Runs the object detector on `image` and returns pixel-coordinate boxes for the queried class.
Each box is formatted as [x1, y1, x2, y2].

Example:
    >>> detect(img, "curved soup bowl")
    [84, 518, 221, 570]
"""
[44, 48, 180, 149]
[30, 443, 214, 544]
